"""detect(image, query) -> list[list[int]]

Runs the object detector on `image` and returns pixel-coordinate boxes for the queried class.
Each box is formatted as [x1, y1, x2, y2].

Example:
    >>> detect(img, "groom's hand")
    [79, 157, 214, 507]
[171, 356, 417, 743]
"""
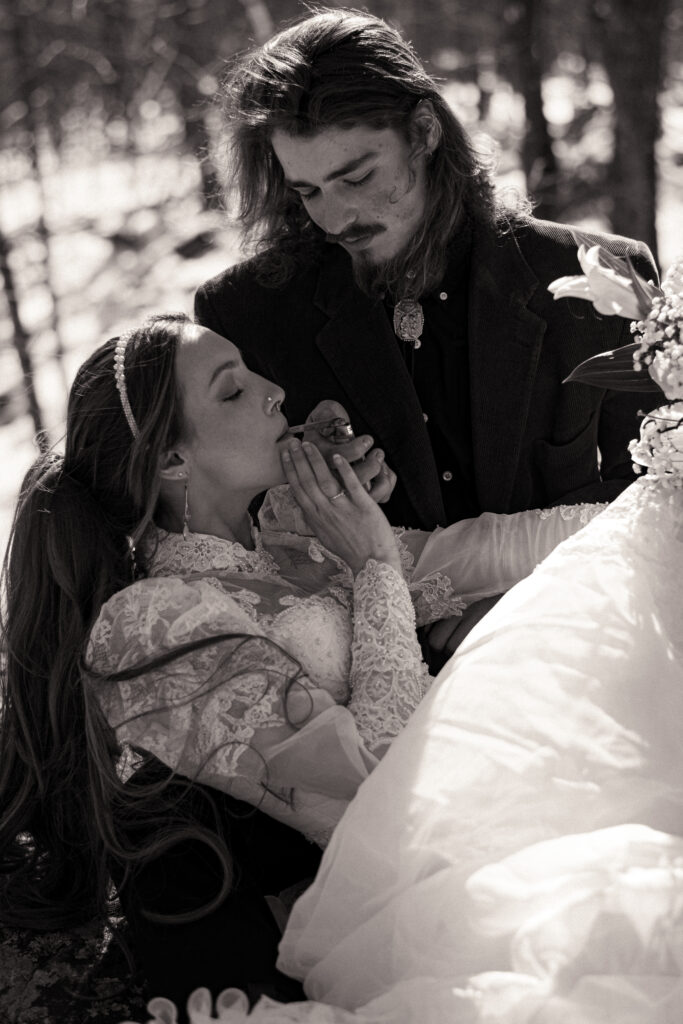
[421, 595, 502, 673]
[303, 401, 397, 504]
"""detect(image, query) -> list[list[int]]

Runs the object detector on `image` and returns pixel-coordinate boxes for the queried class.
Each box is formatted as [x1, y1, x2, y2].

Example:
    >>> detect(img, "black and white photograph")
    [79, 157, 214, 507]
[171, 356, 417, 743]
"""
[1, 2, 682, 1021]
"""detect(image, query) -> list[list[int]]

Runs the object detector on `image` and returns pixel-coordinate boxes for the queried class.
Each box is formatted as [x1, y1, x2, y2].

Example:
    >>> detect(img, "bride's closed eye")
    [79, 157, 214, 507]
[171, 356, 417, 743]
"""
[222, 388, 244, 402]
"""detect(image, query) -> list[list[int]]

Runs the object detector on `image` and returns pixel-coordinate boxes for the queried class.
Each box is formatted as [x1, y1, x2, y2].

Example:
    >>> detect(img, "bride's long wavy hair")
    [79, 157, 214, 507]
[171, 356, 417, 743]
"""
[222, 8, 528, 296]
[0, 312, 243, 932]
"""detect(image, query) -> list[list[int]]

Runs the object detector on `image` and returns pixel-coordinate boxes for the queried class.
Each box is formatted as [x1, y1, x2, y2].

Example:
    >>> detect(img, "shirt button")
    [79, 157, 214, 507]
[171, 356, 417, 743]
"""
[439, 291, 448, 301]
[422, 412, 429, 422]
[413, 338, 422, 349]
[442, 470, 453, 482]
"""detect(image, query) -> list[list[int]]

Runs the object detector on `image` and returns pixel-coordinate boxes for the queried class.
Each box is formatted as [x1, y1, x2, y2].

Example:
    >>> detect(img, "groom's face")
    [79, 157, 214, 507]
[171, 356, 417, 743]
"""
[271, 123, 429, 268]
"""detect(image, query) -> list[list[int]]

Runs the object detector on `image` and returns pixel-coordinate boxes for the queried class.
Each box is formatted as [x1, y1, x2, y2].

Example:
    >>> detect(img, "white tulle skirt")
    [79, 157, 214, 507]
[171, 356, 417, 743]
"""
[275, 478, 683, 1022]
[129, 479, 683, 1024]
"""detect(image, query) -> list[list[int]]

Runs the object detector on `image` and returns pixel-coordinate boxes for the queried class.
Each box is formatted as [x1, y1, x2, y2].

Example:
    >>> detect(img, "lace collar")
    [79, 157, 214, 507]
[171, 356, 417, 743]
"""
[143, 525, 280, 579]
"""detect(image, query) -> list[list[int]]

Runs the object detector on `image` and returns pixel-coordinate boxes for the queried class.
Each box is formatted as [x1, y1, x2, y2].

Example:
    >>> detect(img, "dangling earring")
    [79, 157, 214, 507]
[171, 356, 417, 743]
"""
[182, 480, 191, 539]
[127, 535, 138, 581]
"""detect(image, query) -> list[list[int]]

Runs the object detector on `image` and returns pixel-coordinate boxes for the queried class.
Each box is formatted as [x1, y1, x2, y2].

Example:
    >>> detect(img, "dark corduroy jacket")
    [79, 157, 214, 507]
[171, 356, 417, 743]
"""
[195, 216, 659, 530]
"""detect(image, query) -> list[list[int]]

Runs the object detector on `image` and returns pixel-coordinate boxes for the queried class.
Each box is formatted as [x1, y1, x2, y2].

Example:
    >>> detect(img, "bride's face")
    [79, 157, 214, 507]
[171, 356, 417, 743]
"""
[170, 325, 290, 510]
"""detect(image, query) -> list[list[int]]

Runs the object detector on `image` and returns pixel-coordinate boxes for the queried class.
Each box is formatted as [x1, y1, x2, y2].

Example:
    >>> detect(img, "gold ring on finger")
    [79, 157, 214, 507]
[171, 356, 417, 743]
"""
[329, 490, 345, 501]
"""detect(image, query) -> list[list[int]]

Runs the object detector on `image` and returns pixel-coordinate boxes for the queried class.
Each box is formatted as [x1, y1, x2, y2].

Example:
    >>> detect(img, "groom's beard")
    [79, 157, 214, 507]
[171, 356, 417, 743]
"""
[350, 248, 393, 298]
[327, 227, 439, 300]
[325, 226, 401, 299]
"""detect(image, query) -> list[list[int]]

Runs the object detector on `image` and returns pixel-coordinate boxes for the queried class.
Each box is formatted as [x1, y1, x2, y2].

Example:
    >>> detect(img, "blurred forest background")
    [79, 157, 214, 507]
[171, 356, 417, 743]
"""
[0, 0, 682, 550]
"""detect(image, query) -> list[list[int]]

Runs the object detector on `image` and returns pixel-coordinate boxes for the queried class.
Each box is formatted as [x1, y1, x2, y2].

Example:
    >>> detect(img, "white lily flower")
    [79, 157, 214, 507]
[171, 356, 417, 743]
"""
[548, 244, 643, 320]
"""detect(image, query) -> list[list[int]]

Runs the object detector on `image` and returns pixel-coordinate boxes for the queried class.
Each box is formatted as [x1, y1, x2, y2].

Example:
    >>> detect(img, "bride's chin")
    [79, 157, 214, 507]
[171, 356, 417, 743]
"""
[271, 464, 288, 488]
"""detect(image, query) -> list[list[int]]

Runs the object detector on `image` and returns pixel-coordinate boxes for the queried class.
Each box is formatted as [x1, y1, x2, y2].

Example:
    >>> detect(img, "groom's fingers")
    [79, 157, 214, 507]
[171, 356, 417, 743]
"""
[366, 461, 396, 504]
[425, 596, 502, 659]
[306, 434, 373, 466]
[351, 448, 385, 489]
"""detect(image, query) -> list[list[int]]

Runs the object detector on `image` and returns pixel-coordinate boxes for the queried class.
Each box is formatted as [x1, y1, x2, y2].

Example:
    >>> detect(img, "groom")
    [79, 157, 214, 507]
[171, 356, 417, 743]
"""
[196, 8, 658, 545]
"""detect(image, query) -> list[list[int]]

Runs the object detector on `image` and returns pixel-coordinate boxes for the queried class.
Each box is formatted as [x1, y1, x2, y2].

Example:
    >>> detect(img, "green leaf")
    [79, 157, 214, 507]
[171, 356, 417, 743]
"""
[564, 343, 663, 392]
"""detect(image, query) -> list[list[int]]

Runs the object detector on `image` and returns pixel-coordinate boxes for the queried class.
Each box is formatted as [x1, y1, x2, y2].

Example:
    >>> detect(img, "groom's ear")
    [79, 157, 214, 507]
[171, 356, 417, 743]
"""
[158, 448, 189, 482]
[410, 100, 442, 158]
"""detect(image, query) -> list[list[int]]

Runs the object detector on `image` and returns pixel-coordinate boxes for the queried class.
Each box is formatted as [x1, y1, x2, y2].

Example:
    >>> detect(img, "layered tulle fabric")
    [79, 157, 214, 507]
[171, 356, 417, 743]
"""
[275, 478, 683, 1021]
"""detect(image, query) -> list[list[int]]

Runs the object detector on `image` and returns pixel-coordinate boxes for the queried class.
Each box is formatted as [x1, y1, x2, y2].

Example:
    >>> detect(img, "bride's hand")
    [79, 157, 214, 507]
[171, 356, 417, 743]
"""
[282, 439, 401, 576]
[302, 400, 397, 505]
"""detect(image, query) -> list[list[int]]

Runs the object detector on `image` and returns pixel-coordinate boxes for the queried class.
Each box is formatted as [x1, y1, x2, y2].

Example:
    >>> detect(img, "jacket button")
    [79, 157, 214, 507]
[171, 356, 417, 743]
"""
[442, 470, 453, 482]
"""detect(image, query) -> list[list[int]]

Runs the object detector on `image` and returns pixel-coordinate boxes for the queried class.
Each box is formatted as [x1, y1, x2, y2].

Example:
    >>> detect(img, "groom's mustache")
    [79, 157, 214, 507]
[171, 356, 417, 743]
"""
[325, 225, 385, 245]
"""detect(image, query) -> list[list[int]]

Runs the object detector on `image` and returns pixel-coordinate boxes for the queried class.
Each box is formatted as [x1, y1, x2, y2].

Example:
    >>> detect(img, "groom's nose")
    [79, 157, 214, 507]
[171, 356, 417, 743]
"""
[316, 194, 358, 238]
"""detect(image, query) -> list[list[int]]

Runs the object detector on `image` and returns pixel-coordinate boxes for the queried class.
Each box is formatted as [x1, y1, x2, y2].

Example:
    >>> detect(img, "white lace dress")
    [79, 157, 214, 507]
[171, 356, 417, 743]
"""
[87, 486, 600, 846]
[120, 480, 683, 1024]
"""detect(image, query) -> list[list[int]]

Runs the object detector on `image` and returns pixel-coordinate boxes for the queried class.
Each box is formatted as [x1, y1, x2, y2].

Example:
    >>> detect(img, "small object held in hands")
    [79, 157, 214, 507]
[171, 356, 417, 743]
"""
[289, 416, 355, 443]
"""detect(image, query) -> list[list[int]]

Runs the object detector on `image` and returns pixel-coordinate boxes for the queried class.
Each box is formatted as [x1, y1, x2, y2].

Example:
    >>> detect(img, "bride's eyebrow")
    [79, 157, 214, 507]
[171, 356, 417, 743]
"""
[208, 356, 242, 387]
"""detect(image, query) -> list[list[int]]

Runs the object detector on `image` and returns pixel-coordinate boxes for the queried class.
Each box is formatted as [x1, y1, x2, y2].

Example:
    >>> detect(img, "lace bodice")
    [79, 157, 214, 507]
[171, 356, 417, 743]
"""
[87, 486, 604, 843]
[88, 512, 431, 844]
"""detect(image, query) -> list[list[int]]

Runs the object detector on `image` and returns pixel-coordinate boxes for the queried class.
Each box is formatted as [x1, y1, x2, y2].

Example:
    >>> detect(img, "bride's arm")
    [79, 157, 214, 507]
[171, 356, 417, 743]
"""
[86, 573, 422, 842]
[347, 559, 432, 759]
[399, 503, 607, 625]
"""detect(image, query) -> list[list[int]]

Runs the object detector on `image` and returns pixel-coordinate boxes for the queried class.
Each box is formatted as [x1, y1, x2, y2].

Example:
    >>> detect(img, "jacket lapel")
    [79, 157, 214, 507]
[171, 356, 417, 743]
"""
[313, 250, 445, 527]
[468, 223, 547, 512]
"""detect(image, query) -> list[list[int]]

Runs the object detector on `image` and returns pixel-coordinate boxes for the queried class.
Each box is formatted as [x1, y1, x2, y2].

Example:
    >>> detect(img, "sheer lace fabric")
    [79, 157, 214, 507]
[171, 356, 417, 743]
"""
[88, 485, 600, 844]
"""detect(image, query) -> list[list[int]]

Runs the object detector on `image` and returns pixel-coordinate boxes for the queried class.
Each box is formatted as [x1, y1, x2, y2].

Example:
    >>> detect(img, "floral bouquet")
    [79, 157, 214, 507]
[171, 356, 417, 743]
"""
[549, 235, 683, 488]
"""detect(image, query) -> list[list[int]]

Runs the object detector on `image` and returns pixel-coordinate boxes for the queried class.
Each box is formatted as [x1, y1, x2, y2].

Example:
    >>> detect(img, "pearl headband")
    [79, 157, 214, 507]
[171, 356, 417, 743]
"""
[113, 335, 140, 439]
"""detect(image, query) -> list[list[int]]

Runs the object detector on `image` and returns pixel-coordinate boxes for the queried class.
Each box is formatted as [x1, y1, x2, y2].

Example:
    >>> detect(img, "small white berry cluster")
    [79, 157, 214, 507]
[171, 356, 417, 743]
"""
[629, 401, 683, 489]
[629, 258, 683, 488]
[632, 286, 683, 402]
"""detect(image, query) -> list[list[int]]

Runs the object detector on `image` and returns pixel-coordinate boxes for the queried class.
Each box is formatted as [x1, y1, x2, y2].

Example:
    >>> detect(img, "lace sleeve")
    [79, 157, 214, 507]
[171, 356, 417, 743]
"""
[348, 559, 432, 756]
[407, 502, 607, 621]
[258, 484, 314, 538]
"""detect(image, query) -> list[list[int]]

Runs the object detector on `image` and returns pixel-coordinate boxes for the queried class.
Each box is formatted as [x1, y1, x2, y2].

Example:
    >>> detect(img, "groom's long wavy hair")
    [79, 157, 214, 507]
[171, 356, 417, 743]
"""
[223, 7, 526, 297]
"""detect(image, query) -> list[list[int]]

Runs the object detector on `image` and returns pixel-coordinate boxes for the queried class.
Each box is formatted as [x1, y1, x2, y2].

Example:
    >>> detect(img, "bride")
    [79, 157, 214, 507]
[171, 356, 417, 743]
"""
[3, 250, 681, 1021]
[1, 310, 603, 1017]
[128, 252, 683, 1023]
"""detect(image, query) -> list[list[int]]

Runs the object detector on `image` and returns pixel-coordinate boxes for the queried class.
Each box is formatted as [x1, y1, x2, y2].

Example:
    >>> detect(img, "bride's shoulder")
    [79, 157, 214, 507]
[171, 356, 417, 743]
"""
[88, 575, 255, 668]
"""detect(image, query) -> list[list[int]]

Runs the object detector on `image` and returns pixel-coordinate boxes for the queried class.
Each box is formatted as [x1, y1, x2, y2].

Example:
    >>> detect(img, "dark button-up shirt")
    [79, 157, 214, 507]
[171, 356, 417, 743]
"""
[386, 225, 478, 521]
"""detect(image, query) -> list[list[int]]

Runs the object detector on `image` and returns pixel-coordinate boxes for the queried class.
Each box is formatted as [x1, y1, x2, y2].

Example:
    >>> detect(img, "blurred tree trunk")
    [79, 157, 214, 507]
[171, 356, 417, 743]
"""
[100, 0, 138, 153]
[238, 0, 274, 43]
[178, 78, 223, 211]
[504, 0, 559, 221]
[591, 0, 669, 261]
[0, 229, 46, 443]
[10, 4, 68, 393]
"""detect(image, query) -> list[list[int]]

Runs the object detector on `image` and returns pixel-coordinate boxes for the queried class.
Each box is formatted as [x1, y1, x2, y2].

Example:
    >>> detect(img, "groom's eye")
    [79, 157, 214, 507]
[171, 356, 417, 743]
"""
[292, 186, 318, 200]
[345, 171, 373, 188]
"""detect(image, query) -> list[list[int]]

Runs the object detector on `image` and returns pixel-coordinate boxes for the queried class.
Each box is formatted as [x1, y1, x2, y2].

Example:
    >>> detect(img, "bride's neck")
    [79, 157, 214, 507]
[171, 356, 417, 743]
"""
[157, 493, 255, 550]
[190, 506, 255, 549]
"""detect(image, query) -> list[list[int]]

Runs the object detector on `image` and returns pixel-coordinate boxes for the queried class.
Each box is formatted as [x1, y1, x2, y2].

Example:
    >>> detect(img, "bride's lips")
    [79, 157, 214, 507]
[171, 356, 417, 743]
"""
[276, 424, 292, 441]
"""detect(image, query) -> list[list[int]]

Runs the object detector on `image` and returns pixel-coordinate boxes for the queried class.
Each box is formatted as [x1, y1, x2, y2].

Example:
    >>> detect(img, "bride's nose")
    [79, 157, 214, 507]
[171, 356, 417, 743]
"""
[265, 386, 285, 414]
